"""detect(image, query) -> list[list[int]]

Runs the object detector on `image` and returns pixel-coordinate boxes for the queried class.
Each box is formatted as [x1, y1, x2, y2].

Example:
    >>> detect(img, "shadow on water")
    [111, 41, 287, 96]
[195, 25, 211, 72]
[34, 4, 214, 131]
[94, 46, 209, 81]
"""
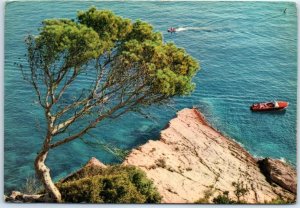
[250, 109, 287, 115]
[130, 126, 162, 146]
[81, 125, 162, 163]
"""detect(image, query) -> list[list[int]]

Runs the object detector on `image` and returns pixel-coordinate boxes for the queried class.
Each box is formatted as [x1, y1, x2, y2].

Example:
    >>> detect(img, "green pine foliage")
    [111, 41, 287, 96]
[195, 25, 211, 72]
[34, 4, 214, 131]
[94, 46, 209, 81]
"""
[56, 165, 162, 203]
[34, 19, 102, 67]
[28, 7, 199, 100]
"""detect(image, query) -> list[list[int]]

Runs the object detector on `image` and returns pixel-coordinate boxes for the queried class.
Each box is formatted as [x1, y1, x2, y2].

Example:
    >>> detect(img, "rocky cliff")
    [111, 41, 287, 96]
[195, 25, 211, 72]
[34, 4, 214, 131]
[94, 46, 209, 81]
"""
[5, 108, 296, 203]
[123, 108, 296, 203]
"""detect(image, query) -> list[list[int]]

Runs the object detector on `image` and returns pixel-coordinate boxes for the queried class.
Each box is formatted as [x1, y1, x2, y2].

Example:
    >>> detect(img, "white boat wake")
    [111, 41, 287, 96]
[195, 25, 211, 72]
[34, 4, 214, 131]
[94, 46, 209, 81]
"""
[175, 27, 212, 32]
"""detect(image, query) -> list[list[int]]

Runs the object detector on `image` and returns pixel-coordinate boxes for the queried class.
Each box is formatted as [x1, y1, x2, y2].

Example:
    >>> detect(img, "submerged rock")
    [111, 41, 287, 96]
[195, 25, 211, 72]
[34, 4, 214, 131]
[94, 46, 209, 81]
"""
[258, 158, 297, 194]
[123, 108, 296, 203]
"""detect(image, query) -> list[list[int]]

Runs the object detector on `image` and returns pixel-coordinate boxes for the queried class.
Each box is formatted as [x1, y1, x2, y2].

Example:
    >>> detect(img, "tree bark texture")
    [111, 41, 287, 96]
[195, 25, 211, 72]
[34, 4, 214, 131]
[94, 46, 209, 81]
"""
[34, 149, 62, 202]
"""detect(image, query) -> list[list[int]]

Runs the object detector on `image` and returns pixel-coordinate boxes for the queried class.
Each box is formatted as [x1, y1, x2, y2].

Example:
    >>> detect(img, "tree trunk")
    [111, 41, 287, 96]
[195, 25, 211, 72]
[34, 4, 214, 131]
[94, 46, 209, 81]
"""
[34, 149, 62, 202]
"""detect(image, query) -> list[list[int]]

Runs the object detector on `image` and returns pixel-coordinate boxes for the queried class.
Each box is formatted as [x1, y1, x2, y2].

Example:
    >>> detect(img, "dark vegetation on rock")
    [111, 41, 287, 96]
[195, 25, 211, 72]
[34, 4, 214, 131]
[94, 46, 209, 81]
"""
[5, 160, 161, 203]
[195, 181, 250, 204]
[195, 181, 295, 204]
[212, 191, 235, 204]
[56, 164, 161, 203]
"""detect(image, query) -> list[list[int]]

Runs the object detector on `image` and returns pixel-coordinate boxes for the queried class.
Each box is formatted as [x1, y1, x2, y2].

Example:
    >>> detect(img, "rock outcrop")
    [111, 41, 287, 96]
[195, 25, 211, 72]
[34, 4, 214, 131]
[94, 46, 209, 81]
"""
[123, 108, 296, 203]
[5, 191, 45, 203]
[59, 157, 106, 183]
[258, 158, 297, 194]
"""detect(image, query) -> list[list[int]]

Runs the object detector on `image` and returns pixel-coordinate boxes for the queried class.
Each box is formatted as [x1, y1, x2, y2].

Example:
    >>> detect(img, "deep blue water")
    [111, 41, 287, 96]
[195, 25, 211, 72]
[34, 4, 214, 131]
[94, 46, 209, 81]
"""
[4, 1, 297, 193]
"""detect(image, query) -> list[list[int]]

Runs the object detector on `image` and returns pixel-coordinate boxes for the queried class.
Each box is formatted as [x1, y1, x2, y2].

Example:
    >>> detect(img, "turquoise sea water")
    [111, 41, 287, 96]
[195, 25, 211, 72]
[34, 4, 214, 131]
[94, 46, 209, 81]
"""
[4, 1, 297, 193]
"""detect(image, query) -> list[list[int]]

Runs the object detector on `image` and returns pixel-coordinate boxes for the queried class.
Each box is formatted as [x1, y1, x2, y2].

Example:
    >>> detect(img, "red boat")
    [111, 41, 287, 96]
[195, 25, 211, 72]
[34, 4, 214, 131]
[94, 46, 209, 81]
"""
[250, 101, 288, 111]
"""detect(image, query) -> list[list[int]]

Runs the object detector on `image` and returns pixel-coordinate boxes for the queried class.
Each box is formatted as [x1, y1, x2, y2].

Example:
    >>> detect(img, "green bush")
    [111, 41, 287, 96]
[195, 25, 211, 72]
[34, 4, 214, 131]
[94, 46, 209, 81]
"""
[267, 197, 294, 204]
[155, 158, 166, 168]
[195, 185, 214, 204]
[59, 177, 97, 203]
[232, 181, 249, 203]
[212, 191, 235, 204]
[57, 165, 161, 203]
[195, 198, 209, 204]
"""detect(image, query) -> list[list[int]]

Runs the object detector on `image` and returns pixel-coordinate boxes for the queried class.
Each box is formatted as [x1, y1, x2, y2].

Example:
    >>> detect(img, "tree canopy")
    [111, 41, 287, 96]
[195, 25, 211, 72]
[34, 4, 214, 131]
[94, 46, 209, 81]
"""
[24, 7, 199, 148]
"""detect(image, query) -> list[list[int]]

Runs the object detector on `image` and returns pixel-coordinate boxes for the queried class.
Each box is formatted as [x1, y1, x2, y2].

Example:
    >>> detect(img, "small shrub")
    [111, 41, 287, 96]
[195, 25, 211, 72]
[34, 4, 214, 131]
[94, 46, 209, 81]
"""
[213, 191, 235, 204]
[195, 198, 209, 204]
[155, 158, 166, 168]
[232, 181, 249, 203]
[267, 197, 294, 204]
[195, 185, 214, 204]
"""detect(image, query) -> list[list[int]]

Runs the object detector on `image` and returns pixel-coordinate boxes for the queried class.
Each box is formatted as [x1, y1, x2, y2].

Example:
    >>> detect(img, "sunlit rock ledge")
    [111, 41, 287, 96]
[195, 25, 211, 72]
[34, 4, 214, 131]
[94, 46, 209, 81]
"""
[123, 108, 296, 203]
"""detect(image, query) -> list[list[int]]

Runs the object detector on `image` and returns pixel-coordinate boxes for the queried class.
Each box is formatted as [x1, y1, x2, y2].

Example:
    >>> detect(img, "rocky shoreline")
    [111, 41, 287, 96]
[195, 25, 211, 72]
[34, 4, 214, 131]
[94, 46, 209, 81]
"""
[123, 108, 296, 203]
[5, 108, 296, 203]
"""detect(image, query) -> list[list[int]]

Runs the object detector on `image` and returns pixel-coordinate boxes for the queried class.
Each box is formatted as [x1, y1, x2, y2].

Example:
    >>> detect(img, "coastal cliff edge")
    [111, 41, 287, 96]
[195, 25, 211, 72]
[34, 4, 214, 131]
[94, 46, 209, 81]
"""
[123, 108, 296, 203]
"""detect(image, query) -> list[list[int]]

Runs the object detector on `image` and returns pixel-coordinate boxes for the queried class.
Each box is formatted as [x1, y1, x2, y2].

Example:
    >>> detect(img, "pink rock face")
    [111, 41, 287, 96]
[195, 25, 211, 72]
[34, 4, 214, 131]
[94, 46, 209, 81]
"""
[123, 108, 296, 203]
